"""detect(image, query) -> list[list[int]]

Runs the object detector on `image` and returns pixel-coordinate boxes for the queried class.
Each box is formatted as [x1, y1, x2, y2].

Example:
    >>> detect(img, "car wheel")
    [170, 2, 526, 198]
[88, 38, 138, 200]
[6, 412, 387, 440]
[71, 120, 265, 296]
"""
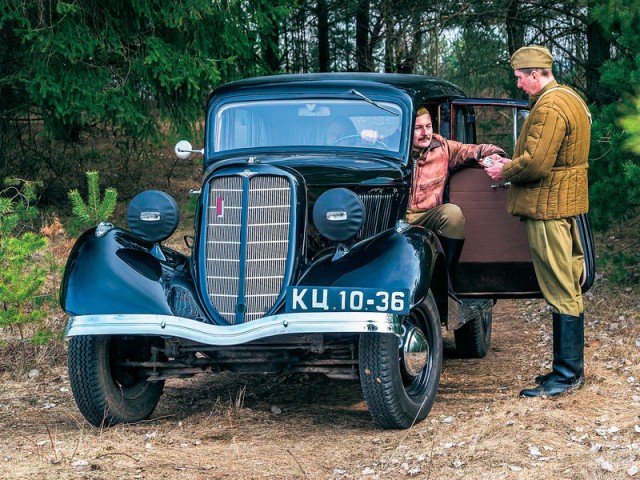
[68, 335, 165, 427]
[359, 291, 442, 429]
[454, 304, 492, 358]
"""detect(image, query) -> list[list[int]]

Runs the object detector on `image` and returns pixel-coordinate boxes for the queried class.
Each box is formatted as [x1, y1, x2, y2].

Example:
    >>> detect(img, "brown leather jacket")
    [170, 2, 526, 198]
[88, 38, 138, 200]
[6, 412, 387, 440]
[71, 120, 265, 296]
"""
[502, 81, 591, 219]
[409, 134, 506, 211]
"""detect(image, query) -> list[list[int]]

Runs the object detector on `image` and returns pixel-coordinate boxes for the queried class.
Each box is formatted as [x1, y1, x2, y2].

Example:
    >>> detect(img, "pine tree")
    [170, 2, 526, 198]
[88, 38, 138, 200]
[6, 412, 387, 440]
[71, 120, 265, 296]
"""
[68, 171, 118, 228]
[0, 179, 49, 372]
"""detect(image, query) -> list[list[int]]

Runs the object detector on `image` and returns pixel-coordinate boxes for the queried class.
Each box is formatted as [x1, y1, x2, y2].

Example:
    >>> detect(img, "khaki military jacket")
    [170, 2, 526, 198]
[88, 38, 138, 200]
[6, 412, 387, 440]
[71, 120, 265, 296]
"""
[409, 134, 505, 211]
[502, 80, 591, 219]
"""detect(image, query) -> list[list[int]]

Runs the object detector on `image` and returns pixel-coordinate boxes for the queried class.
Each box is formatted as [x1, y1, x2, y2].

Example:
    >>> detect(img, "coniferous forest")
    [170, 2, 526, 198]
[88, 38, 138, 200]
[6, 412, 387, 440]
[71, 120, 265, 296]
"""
[0, 4, 639, 477]
[1, 1, 639, 231]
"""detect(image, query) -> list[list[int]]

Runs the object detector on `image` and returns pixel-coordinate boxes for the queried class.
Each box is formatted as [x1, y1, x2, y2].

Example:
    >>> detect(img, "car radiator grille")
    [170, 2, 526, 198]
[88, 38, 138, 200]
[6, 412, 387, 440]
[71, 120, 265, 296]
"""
[205, 174, 291, 324]
[356, 192, 395, 240]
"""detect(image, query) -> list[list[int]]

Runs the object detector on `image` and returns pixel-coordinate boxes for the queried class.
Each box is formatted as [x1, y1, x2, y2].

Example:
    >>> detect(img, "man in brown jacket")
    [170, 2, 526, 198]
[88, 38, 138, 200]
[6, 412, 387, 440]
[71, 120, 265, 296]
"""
[408, 107, 507, 272]
[486, 45, 591, 397]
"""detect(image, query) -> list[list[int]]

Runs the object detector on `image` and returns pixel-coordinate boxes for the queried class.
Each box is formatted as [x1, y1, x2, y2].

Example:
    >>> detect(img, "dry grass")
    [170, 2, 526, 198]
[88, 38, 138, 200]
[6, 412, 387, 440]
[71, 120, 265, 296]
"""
[0, 276, 638, 479]
[1, 195, 638, 478]
[4, 119, 638, 478]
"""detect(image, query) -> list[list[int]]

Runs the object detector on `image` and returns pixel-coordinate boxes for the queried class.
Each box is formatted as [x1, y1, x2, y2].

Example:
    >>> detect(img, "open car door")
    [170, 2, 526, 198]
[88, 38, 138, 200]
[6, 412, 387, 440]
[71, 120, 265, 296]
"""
[447, 98, 594, 299]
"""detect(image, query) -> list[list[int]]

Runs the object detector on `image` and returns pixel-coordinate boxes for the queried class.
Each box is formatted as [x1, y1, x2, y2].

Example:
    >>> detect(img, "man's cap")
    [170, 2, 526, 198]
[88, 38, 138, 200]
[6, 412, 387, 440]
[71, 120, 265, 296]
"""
[416, 106, 430, 117]
[510, 45, 554, 70]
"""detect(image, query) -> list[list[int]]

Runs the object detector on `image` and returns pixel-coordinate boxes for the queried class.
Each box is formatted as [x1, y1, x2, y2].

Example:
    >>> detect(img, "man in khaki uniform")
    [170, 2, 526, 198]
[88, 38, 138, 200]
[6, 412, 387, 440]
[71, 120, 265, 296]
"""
[486, 46, 591, 397]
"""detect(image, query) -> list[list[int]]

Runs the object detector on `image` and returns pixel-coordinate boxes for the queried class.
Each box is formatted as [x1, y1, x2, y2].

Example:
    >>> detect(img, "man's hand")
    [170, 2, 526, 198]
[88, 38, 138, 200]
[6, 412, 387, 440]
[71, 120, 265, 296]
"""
[360, 129, 380, 144]
[482, 155, 512, 181]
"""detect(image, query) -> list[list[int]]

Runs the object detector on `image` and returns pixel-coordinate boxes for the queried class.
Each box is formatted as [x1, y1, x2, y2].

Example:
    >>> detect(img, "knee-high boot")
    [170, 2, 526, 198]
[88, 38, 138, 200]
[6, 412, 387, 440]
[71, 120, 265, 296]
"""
[439, 236, 465, 274]
[520, 313, 584, 397]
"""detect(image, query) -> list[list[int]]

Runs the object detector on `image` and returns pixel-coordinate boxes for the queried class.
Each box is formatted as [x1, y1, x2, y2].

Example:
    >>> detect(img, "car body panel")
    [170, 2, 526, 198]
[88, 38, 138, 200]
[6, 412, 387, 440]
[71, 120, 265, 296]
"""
[298, 226, 439, 309]
[61, 228, 185, 317]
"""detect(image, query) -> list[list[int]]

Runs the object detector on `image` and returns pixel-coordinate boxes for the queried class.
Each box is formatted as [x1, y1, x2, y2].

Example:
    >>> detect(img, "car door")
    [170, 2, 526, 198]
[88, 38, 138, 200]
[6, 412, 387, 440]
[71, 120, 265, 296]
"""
[447, 98, 540, 298]
[447, 98, 596, 298]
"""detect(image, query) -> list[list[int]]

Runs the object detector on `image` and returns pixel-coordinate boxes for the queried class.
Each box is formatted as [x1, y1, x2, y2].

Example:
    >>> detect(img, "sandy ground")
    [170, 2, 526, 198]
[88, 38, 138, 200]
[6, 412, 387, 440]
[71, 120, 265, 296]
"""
[1, 281, 639, 479]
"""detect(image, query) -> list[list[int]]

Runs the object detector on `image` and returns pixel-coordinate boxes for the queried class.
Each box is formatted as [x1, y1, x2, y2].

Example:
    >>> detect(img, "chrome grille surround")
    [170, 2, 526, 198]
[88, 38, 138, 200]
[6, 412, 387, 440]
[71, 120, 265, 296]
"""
[205, 174, 291, 324]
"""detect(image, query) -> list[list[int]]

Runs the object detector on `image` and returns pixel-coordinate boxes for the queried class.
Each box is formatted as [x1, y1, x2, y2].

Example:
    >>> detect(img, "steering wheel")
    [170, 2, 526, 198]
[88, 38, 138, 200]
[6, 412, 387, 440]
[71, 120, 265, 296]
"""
[331, 134, 390, 149]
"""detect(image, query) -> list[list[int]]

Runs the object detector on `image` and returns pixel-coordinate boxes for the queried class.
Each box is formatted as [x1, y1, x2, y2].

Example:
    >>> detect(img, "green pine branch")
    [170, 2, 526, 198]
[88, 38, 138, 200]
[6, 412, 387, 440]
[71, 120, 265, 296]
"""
[68, 171, 118, 228]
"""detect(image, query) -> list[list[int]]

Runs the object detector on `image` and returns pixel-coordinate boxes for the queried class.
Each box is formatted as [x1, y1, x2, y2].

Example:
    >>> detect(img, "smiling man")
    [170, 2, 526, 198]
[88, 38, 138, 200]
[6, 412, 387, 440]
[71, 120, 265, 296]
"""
[406, 107, 507, 274]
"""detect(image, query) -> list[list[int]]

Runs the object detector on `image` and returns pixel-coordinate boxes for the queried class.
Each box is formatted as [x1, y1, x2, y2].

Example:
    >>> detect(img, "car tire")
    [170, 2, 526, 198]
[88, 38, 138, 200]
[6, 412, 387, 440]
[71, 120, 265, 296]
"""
[359, 291, 442, 429]
[68, 335, 164, 427]
[453, 305, 492, 358]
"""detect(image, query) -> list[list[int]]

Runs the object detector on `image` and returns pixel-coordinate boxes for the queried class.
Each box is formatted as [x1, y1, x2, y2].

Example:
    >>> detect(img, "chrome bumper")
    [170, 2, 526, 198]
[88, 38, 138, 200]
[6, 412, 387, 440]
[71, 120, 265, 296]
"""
[64, 312, 401, 346]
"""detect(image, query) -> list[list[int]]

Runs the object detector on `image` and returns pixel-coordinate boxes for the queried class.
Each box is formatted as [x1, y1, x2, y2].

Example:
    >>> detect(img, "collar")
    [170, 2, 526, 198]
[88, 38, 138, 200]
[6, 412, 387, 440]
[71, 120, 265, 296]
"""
[412, 135, 444, 162]
[530, 80, 559, 107]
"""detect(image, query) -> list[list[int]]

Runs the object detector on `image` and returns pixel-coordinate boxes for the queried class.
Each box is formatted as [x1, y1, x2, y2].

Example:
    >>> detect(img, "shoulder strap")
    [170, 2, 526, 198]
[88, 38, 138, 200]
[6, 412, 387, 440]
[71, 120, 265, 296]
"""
[538, 87, 592, 125]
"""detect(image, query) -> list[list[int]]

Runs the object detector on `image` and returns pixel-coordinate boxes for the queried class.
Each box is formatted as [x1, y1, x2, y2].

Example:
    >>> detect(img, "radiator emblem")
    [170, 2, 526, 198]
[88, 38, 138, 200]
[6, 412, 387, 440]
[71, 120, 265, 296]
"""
[215, 197, 224, 218]
[239, 169, 255, 178]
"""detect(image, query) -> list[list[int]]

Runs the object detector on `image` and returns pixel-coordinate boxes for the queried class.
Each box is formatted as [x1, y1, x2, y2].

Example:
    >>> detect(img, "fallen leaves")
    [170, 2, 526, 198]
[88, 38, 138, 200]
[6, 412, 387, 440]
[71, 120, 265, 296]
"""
[597, 457, 614, 472]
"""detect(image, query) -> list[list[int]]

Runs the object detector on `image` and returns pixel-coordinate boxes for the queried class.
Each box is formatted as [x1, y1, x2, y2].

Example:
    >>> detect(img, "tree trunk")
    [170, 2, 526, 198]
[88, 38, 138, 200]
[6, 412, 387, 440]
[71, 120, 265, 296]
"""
[317, 0, 329, 72]
[586, 6, 613, 104]
[384, 12, 394, 73]
[505, 0, 525, 56]
[260, 1, 281, 73]
[356, 0, 371, 71]
[399, 10, 422, 74]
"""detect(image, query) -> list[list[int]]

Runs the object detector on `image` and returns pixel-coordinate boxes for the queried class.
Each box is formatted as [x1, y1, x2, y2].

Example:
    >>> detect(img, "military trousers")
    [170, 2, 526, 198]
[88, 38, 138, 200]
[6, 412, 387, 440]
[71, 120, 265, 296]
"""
[406, 203, 465, 239]
[524, 217, 584, 316]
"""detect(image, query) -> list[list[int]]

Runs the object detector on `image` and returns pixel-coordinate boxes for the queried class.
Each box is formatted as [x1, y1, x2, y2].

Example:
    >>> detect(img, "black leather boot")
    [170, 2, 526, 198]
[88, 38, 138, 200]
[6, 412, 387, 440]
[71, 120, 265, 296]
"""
[531, 312, 584, 386]
[520, 313, 584, 397]
[533, 371, 552, 385]
[439, 236, 465, 274]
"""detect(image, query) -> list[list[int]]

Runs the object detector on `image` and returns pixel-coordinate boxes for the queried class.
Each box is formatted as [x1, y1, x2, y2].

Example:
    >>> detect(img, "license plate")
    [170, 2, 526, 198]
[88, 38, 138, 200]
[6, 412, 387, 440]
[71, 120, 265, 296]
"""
[285, 287, 410, 314]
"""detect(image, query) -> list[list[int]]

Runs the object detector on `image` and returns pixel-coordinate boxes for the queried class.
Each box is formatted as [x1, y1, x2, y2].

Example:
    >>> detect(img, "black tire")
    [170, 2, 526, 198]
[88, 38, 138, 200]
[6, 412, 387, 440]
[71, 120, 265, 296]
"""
[454, 305, 492, 358]
[68, 335, 165, 427]
[359, 291, 442, 429]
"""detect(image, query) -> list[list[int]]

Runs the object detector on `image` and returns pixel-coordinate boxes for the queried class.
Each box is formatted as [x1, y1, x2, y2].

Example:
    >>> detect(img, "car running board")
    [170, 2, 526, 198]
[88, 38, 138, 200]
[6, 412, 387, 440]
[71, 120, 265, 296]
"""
[447, 295, 493, 331]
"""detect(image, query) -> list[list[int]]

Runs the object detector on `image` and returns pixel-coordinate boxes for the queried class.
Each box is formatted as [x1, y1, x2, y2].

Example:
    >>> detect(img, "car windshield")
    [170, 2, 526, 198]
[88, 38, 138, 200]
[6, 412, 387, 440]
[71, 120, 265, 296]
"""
[211, 99, 403, 154]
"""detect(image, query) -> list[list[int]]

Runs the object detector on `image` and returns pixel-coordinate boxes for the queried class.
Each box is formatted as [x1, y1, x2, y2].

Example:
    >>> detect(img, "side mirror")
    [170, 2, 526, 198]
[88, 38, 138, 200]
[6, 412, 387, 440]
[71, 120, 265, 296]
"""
[174, 140, 204, 160]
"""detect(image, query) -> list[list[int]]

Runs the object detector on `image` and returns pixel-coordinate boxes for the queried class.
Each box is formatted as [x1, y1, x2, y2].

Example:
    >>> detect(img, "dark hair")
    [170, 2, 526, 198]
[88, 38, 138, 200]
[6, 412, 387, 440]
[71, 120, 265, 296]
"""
[519, 67, 552, 77]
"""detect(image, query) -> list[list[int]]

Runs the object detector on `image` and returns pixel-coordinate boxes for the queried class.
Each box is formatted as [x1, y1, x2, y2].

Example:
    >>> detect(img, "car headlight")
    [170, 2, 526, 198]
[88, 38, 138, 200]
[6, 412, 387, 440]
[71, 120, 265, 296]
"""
[312, 188, 365, 242]
[127, 190, 180, 243]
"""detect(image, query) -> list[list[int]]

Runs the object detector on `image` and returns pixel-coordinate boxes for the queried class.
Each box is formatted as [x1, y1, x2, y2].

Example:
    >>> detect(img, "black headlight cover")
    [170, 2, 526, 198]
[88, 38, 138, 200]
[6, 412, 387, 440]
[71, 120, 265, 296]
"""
[312, 188, 365, 242]
[127, 190, 180, 243]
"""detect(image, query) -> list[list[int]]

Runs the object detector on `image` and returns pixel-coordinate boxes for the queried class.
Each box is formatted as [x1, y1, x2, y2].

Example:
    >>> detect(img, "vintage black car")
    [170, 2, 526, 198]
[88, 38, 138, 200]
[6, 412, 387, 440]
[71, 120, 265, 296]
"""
[61, 73, 595, 429]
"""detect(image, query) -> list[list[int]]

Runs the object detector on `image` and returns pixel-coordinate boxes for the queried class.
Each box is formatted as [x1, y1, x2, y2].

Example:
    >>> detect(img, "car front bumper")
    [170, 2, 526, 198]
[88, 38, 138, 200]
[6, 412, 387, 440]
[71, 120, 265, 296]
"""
[64, 312, 402, 346]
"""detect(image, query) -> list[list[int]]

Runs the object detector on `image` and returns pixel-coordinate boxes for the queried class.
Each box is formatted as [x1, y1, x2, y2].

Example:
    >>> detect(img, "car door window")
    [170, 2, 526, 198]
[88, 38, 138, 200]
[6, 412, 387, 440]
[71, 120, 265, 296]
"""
[455, 108, 467, 142]
[451, 99, 529, 153]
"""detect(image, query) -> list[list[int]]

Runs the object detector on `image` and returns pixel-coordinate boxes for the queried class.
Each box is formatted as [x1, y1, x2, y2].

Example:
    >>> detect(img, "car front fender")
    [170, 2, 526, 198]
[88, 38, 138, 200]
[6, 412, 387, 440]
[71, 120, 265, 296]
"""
[60, 227, 193, 317]
[298, 226, 439, 309]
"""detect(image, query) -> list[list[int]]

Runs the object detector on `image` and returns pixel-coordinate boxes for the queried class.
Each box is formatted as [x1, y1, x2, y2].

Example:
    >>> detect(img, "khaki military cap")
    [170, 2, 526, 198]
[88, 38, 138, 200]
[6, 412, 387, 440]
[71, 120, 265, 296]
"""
[510, 45, 554, 70]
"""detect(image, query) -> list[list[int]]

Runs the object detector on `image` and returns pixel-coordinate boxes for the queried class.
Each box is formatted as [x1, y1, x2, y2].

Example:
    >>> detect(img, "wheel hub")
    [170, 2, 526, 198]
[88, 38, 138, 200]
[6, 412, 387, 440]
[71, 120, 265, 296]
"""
[401, 325, 429, 377]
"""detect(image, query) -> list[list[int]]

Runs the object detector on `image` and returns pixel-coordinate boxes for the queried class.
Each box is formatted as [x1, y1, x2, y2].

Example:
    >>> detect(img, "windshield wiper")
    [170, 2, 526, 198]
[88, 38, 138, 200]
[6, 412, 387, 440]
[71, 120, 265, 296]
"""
[350, 89, 399, 116]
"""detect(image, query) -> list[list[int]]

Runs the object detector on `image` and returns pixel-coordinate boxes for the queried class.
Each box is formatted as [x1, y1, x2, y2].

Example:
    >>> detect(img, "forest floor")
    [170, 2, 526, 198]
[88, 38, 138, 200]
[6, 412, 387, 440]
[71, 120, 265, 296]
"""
[1, 156, 639, 479]
[0, 274, 639, 479]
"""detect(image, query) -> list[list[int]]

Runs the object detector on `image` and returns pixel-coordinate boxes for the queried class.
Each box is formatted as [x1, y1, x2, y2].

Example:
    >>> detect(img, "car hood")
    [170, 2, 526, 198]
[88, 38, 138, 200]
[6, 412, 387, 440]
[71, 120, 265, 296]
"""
[205, 153, 408, 188]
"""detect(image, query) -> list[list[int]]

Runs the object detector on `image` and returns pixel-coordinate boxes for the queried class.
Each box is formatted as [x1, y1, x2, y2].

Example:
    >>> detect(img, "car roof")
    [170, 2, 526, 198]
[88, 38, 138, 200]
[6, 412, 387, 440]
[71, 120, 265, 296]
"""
[210, 73, 468, 105]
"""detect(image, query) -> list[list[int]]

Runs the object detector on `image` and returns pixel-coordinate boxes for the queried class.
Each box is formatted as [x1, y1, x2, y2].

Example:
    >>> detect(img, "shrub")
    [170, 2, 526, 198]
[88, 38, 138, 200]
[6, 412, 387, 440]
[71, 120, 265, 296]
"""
[0, 179, 50, 373]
